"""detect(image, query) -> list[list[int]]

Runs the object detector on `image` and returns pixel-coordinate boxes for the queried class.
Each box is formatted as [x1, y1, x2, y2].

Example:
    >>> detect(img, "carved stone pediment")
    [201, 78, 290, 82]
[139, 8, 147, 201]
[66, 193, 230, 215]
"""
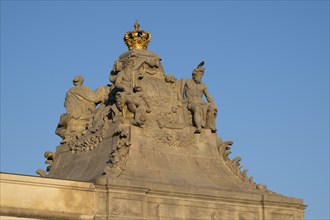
[36, 24, 303, 215]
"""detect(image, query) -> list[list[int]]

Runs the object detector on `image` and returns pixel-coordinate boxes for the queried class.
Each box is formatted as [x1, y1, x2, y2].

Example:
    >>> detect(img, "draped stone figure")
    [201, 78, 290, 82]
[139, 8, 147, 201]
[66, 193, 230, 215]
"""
[55, 76, 102, 142]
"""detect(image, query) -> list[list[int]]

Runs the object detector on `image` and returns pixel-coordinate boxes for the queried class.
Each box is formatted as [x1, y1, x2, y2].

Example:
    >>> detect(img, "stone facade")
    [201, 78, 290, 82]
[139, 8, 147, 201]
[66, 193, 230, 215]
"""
[1, 22, 306, 219]
[0, 173, 305, 220]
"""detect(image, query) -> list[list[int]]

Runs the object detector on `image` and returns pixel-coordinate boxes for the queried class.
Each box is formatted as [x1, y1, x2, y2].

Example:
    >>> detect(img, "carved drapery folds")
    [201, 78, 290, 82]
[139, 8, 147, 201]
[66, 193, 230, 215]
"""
[55, 76, 110, 144]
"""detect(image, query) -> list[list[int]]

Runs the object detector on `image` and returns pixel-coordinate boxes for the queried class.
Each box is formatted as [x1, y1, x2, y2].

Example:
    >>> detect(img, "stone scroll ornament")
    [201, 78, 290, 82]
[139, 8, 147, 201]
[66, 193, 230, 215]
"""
[36, 151, 55, 177]
[217, 138, 272, 193]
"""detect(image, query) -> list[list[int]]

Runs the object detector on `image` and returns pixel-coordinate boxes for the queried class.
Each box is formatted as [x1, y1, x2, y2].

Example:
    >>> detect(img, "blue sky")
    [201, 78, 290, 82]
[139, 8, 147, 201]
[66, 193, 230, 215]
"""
[1, 1, 329, 219]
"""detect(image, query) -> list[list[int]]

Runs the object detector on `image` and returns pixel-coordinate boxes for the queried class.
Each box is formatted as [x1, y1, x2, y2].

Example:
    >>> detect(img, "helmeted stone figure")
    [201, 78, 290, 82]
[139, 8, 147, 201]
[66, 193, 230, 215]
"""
[55, 75, 102, 142]
[183, 62, 217, 133]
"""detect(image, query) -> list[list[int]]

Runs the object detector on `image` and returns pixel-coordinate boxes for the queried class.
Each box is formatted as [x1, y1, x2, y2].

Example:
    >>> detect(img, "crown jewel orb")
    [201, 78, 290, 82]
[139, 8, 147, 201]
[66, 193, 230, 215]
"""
[124, 21, 152, 50]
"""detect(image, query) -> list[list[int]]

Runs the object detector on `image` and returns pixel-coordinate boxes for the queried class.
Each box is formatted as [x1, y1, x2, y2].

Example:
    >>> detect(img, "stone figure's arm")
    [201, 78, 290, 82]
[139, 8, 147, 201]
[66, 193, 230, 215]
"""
[176, 79, 184, 101]
[181, 79, 187, 100]
[81, 87, 103, 104]
[95, 85, 111, 102]
[114, 72, 126, 91]
[203, 86, 215, 105]
[109, 71, 117, 84]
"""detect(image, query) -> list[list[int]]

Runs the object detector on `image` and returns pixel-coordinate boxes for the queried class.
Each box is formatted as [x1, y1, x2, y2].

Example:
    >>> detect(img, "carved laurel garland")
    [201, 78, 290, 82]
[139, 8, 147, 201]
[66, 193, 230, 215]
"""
[68, 130, 104, 153]
[104, 124, 131, 178]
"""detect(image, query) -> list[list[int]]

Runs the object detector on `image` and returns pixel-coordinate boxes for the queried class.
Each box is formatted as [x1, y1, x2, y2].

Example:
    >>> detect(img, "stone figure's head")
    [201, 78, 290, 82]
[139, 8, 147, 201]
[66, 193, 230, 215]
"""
[171, 107, 178, 113]
[109, 74, 116, 84]
[73, 75, 84, 86]
[113, 59, 123, 72]
[192, 68, 204, 84]
[146, 58, 160, 68]
[165, 74, 176, 83]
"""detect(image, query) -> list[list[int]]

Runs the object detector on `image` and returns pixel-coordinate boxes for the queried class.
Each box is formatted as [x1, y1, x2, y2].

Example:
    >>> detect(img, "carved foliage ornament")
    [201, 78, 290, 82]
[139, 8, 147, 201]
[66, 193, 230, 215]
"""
[68, 130, 104, 153]
[104, 124, 131, 177]
[36, 151, 55, 177]
[217, 138, 271, 193]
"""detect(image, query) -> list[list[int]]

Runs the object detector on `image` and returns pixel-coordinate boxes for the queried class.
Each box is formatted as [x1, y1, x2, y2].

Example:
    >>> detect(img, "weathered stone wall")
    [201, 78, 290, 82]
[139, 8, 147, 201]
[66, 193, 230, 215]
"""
[0, 173, 95, 220]
[1, 173, 305, 220]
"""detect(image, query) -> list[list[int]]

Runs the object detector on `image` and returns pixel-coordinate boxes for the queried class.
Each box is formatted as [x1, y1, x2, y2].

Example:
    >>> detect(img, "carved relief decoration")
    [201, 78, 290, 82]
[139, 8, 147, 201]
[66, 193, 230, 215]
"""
[42, 23, 222, 178]
[217, 138, 272, 193]
[67, 129, 104, 153]
[42, 23, 269, 184]
[34, 23, 306, 220]
[104, 124, 131, 178]
[36, 151, 55, 177]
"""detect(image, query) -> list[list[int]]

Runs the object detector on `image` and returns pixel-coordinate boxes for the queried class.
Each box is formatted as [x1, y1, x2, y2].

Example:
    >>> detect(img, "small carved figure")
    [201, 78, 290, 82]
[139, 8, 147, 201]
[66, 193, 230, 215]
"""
[183, 62, 217, 133]
[113, 56, 143, 93]
[114, 92, 150, 127]
[55, 76, 102, 143]
[109, 59, 122, 84]
[165, 74, 184, 102]
[165, 74, 177, 84]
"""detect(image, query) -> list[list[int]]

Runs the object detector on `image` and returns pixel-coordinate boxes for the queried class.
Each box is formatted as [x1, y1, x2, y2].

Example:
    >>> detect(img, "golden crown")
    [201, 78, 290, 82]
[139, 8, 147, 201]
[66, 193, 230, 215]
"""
[124, 22, 152, 50]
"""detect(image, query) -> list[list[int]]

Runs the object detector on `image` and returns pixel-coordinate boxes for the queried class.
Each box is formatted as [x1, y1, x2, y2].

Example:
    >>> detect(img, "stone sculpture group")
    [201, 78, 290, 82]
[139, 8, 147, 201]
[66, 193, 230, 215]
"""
[38, 22, 260, 186]
[36, 21, 270, 190]
[32, 23, 306, 220]
[55, 25, 218, 145]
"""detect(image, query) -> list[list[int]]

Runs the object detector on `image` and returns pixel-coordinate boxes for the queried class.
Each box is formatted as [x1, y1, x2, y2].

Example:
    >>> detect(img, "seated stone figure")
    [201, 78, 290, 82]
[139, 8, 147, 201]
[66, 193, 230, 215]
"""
[183, 62, 217, 133]
[109, 56, 151, 127]
[56, 76, 102, 143]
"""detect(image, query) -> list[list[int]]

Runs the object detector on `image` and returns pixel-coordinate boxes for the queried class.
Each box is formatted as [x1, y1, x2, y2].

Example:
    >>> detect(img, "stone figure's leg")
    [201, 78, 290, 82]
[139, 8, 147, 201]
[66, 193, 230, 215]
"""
[140, 93, 151, 113]
[125, 95, 137, 115]
[206, 107, 217, 132]
[132, 95, 148, 126]
[55, 113, 72, 140]
[133, 104, 146, 127]
[190, 105, 203, 133]
[62, 120, 77, 143]
[201, 104, 209, 128]
[125, 95, 142, 126]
